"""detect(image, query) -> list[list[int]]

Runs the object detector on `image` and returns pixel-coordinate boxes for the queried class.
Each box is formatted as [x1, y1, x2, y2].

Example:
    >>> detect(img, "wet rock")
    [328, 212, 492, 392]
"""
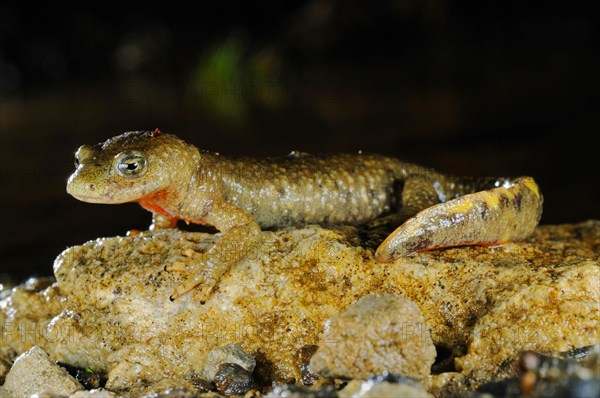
[310, 294, 436, 380]
[108, 374, 202, 397]
[340, 373, 432, 397]
[203, 343, 256, 382]
[265, 384, 338, 398]
[0, 278, 63, 360]
[139, 387, 199, 398]
[213, 362, 258, 396]
[0, 346, 83, 397]
[354, 381, 431, 397]
[340, 378, 433, 398]
[475, 345, 600, 398]
[70, 389, 120, 398]
[0, 222, 597, 394]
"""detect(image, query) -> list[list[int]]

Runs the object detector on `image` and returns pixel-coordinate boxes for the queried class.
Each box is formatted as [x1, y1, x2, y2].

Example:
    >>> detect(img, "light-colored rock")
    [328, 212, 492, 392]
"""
[310, 294, 436, 380]
[104, 363, 202, 395]
[130, 382, 202, 398]
[0, 222, 598, 395]
[455, 261, 600, 381]
[265, 384, 339, 398]
[70, 389, 120, 398]
[1, 346, 83, 397]
[0, 277, 62, 360]
[203, 343, 256, 381]
[339, 378, 433, 398]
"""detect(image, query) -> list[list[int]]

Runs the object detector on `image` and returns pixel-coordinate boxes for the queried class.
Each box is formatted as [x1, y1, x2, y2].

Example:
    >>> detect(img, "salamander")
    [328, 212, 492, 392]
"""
[66, 130, 543, 301]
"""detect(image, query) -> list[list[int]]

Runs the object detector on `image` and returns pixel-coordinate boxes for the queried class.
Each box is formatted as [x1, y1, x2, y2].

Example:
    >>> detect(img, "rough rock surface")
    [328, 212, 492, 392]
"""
[0, 221, 598, 395]
[70, 390, 120, 398]
[0, 346, 83, 397]
[310, 294, 436, 380]
[339, 378, 433, 398]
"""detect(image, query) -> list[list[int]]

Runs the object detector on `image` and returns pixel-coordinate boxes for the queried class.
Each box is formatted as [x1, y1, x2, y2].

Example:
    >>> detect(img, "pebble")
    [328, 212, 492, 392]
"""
[340, 373, 432, 398]
[1, 346, 83, 397]
[310, 294, 436, 380]
[203, 343, 256, 382]
[213, 363, 258, 396]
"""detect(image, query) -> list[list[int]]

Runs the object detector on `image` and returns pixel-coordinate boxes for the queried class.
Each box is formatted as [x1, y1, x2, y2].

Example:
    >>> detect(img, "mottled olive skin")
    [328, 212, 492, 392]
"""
[67, 130, 543, 300]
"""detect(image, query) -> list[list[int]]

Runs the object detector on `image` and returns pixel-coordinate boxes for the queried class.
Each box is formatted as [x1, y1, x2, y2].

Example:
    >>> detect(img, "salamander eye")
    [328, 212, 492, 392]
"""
[74, 144, 94, 168]
[116, 153, 147, 177]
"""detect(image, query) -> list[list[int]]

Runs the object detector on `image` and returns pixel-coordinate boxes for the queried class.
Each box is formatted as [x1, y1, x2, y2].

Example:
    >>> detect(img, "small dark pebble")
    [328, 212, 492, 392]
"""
[299, 345, 320, 385]
[58, 362, 106, 390]
[214, 362, 258, 396]
[189, 377, 215, 393]
[474, 346, 600, 398]
[562, 345, 597, 360]
[74, 367, 104, 389]
[475, 377, 521, 397]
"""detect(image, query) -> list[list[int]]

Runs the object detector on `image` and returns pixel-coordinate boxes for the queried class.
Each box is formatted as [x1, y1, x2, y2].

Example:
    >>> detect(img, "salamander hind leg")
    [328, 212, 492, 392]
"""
[367, 175, 441, 229]
[375, 177, 543, 262]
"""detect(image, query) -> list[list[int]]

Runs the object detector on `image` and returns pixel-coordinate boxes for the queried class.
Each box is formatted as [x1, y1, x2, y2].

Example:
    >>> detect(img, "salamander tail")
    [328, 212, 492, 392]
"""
[375, 177, 543, 262]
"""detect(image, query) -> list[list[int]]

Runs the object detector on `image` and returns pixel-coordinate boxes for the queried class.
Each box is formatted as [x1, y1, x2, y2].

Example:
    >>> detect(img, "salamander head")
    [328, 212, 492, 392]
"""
[67, 130, 199, 204]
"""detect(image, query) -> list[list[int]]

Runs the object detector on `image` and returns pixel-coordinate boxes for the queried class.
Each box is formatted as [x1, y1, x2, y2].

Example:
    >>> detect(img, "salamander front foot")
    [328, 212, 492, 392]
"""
[169, 273, 215, 303]
[165, 250, 217, 302]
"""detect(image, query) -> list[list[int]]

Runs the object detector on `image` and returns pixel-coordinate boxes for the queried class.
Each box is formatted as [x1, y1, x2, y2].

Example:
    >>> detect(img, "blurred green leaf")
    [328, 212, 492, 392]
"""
[192, 35, 285, 124]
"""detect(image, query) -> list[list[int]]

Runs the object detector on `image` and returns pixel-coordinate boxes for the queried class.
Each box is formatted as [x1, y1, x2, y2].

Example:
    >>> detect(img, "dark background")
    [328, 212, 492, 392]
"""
[1, 1, 598, 283]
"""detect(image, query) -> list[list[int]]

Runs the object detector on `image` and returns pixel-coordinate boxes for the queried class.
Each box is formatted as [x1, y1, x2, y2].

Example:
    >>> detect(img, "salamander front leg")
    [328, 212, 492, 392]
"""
[375, 177, 543, 262]
[166, 202, 262, 302]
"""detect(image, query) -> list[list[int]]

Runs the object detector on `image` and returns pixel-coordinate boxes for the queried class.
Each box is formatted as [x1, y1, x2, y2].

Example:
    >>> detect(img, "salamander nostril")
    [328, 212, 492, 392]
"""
[75, 144, 95, 163]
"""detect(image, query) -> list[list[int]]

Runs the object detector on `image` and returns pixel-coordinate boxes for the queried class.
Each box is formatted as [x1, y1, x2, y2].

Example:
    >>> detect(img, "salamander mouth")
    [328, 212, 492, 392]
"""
[68, 193, 129, 204]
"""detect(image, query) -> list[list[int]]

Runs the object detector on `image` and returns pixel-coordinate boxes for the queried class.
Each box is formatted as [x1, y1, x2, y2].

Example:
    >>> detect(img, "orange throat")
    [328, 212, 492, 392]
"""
[137, 190, 173, 218]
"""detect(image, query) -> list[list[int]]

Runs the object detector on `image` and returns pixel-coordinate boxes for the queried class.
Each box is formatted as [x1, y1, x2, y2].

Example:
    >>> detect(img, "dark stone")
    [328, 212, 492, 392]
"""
[474, 347, 600, 398]
[475, 377, 521, 397]
[299, 345, 320, 385]
[189, 377, 214, 393]
[57, 362, 106, 390]
[214, 362, 258, 396]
